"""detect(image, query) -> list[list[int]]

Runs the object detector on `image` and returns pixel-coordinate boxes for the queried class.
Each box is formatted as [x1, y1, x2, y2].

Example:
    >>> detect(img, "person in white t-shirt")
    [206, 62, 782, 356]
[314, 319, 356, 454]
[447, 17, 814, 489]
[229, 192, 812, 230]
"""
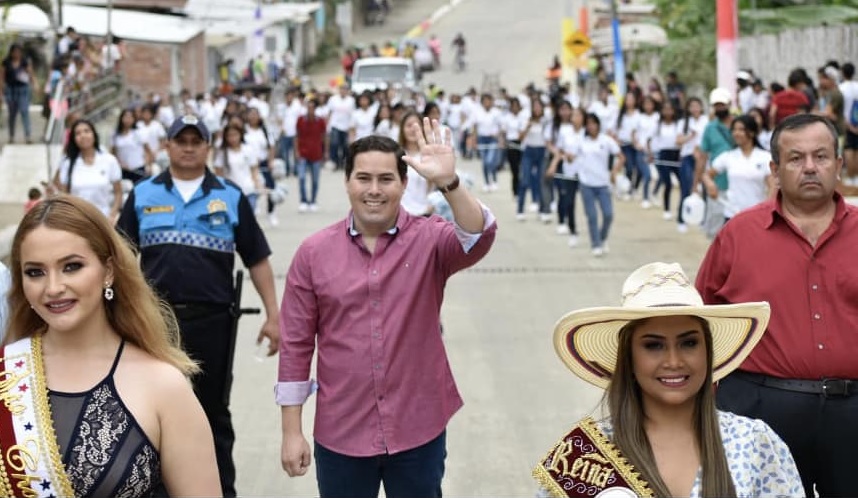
[327, 84, 356, 170]
[398, 111, 433, 216]
[840, 62, 858, 183]
[675, 97, 709, 232]
[612, 93, 641, 202]
[567, 113, 625, 257]
[101, 37, 122, 71]
[277, 88, 305, 177]
[546, 104, 586, 246]
[446, 94, 465, 156]
[214, 124, 264, 210]
[650, 101, 683, 221]
[635, 96, 659, 207]
[502, 98, 526, 197]
[373, 103, 395, 140]
[465, 94, 505, 191]
[54, 120, 123, 221]
[111, 109, 150, 183]
[136, 105, 167, 167]
[587, 86, 619, 136]
[349, 92, 377, 143]
[704, 114, 775, 221]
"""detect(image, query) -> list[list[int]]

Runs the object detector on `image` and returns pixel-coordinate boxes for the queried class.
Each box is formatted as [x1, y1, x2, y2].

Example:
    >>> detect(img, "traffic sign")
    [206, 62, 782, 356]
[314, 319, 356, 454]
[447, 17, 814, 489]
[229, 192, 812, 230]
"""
[564, 30, 592, 57]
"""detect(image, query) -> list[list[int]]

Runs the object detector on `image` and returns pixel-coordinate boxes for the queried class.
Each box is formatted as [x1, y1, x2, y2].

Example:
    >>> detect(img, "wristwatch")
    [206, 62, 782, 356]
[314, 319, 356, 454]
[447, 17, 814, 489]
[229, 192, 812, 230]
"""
[437, 175, 460, 194]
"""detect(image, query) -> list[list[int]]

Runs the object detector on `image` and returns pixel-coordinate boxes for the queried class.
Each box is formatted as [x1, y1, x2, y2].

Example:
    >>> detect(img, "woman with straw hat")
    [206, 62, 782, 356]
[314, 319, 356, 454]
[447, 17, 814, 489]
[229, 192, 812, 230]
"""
[534, 262, 803, 498]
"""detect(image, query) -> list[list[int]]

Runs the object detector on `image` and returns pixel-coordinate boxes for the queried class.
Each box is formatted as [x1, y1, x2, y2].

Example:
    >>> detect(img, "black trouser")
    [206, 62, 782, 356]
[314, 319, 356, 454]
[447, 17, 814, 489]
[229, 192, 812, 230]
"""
[506, 142, 522, 197]
[717, 372, 858, 497]
[176, 306, 237, 497]
[559, 177, 579, 234]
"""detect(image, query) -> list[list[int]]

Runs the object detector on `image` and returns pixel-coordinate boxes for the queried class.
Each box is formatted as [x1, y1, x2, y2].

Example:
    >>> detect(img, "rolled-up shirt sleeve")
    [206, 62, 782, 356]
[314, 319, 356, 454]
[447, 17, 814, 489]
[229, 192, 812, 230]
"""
[275, 241, 319, 406]
[453, 201, 496, 253]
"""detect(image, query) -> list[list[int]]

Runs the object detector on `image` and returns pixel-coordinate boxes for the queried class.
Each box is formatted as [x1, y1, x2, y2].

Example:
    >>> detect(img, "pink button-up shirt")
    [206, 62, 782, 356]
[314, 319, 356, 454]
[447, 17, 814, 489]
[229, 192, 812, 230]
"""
[276, 206, 497, 456]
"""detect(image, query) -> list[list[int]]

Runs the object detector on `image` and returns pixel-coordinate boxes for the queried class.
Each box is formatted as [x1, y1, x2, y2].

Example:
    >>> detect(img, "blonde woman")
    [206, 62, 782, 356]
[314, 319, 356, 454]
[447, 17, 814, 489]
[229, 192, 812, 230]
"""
[2, 195, 220, 497]
[535, 262, 803, 497]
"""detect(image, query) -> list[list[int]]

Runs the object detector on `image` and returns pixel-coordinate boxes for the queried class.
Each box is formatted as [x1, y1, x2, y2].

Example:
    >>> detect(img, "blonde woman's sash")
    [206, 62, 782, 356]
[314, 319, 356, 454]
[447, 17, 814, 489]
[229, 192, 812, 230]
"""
[0, 336, 74, 497]
[533, 417, 653, 498]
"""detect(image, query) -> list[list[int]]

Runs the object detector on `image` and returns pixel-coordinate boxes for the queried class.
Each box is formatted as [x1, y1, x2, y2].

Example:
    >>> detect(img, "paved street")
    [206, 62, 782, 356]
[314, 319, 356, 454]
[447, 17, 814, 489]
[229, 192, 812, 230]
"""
[0, 0, 714, 495]
[229, 0, 712, 489]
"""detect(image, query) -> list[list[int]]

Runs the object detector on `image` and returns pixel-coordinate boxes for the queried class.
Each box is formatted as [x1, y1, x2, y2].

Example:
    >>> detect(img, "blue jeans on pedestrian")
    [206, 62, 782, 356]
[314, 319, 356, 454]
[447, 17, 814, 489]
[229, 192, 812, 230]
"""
[517, 145, 546, 213]
[277, 135, 295, 176]
[4, 85, 32, 141]
[477, 135, 500, 185]
[259, 159, 276, 214]
[315, 431, 446, 498]
[580, 184, 614, 249]
[297, 158, 322, 204]
[620, 144, 637, 188]
[676, 154, 696, 224]
[634, 149, 651, 201]
[329, 128, 349, 170]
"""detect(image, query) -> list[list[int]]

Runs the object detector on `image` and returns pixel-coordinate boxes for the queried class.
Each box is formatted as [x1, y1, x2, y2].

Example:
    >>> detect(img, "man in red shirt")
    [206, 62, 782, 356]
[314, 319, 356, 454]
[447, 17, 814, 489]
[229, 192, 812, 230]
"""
[769, 68, 810, 126]
[277, 120, 497, 497]
[294, 98, 327, 212]
[696, 113, 858, 496]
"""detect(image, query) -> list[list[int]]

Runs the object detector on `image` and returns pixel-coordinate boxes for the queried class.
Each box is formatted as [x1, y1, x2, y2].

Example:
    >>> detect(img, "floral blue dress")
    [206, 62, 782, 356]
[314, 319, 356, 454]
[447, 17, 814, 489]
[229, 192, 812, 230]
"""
[598, 410, 804, 497]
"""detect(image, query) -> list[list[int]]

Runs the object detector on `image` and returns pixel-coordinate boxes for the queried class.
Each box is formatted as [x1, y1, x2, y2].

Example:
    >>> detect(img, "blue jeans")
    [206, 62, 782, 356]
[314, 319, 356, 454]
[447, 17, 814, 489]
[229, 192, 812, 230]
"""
[477, 135, 500, 185]
[517, 146, 546, 213]
[677, 154, 695, 224]
[297, 158, 322, 204]
[329, 128, 349, 170]
[259, 159, 276, 214]
[620, 144, 637, 188]
[315, 431, 446, 498]
[634, 149, 651, 200]
[277, 135, 295, 175]
[4, 85, 32, 140]
[580, 184, 614, 248]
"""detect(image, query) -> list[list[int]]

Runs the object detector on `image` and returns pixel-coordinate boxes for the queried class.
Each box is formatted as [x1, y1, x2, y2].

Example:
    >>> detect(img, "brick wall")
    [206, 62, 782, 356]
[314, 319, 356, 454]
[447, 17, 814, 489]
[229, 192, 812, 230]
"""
[121, 33, 207, 98]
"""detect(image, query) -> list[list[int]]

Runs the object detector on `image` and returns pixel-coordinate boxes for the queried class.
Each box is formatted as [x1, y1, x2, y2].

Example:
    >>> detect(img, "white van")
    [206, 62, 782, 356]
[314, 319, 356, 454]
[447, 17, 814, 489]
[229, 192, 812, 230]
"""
[350, 57, 421, 95]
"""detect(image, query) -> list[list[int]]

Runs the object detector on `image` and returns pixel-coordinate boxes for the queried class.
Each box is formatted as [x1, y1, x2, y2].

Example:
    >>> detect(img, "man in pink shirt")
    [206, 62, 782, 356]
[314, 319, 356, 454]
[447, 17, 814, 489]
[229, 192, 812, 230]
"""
[277, 118, 497, 497]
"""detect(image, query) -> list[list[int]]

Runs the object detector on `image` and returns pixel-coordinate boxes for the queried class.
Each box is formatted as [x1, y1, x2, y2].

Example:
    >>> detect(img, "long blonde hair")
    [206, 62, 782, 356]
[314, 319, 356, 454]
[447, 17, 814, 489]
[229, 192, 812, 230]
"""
[605, 317, 736, 497]
[4, 195, 198, 376]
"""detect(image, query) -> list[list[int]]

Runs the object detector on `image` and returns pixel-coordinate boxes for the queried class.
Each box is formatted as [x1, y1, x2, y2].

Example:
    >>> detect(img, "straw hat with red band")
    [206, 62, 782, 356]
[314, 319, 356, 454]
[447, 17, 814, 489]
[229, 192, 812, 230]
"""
[553, 262, 771, 390]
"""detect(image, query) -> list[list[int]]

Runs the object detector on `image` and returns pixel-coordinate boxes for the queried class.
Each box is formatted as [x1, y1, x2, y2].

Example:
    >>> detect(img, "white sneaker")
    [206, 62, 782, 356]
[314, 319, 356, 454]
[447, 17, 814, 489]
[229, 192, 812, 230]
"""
[516, 213, 526, 221]
[482, 184, 491, 193]
[640, 200, 652, 209]
[567, 235, 579, 247]
[621, 194, 632, 202]
[591, 247, 605, 257]
[540, 213, 552, 224]
[677, 223, 688, 234]
[310, 203, 319, 212]
[555, 224, 570, 235]
[528, 202, 539, 213]
[662, 211, 674, 221]
[550, 201, 558, 213]
[298, 203, 309, 213]
[268, 213, 279, 227]
[490, 183, 499, 192]
[602, 242, 610, 254]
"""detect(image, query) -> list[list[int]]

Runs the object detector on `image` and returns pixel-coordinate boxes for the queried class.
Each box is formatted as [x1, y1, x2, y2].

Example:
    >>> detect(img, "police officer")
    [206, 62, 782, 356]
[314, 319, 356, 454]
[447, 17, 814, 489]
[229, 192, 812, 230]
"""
[117, 115, 279, 497]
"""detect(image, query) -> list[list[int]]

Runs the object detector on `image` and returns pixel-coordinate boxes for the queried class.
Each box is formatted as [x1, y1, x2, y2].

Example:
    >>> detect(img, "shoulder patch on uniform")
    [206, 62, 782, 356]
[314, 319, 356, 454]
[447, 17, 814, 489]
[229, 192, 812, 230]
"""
[143, 205, 175, 214]
[208, 199, 228, 213]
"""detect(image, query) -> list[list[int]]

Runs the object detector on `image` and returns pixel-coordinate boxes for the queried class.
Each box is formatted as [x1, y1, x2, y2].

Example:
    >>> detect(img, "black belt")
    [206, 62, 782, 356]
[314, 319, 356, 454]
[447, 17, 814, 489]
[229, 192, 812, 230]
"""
[733, 371, 858, 398]
[172, 302, 231, 321]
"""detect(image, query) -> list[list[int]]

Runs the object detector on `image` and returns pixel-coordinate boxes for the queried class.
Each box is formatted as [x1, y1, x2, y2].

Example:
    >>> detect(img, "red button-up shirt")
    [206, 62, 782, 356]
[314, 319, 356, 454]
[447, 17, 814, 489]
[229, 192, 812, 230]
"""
[696, 193, 858, 379]
[295, 115, 327, 162]
[277, 207, 497, 456]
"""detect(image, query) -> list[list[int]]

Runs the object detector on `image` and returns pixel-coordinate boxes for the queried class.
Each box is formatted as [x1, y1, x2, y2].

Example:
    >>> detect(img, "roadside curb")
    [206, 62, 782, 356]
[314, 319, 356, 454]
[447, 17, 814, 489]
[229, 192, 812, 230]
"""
[403, 0, 469, 38]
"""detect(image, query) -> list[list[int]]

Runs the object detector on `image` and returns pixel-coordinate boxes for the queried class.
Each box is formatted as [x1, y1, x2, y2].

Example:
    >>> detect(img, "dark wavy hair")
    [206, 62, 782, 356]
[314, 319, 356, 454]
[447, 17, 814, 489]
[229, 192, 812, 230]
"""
[63, 119, 101, 192]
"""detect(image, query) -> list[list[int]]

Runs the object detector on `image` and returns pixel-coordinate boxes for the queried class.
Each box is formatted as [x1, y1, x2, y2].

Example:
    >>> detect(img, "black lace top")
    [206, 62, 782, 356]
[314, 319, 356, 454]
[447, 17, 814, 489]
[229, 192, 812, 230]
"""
[49, 341, 162, 497]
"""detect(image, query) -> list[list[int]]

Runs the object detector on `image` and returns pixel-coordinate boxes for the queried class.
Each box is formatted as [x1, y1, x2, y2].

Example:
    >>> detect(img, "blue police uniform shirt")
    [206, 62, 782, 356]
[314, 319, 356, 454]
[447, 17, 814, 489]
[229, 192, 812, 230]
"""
[117, 169, 271, 306]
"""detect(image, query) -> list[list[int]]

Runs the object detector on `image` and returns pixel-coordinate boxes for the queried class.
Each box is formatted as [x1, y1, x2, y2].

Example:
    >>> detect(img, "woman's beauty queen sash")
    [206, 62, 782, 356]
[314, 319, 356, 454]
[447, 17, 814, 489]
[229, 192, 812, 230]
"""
[533, 417, 653, 498]
[0, 335, 74, 497]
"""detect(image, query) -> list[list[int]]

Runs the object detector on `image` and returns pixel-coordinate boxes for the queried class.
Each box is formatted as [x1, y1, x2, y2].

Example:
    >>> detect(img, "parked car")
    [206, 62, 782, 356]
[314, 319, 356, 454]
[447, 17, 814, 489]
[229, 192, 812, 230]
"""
[350, 57, 421, 95]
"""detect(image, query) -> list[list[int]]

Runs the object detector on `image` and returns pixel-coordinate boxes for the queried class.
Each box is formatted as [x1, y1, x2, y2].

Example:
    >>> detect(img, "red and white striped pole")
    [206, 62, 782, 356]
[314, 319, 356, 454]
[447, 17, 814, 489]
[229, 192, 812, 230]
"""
[716, 0, 738, 103]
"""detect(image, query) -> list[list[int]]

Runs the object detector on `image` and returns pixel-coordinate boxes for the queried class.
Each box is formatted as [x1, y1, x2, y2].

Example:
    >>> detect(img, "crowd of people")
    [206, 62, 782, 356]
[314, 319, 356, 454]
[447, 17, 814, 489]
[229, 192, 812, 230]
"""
[2, 30, 858, 496]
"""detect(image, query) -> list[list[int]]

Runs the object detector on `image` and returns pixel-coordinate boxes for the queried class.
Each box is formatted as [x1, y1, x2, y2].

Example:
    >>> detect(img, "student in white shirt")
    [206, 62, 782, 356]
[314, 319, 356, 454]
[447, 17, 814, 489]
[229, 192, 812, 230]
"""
[634, 95, 659, 207]
[349, 92, 376, 143]
[136, 104, 167, 167]
[277, 88, 304, 177]
[587, 86, 619, 136]
[650, 100, 683, 221]
[446, 94, 465, 157]
[503, 98, 526, 197]
[214, 124, 263, 210]
[111, 109, 150, 183]
[515, 98, 552, 218]
[245, 107, 278, 226]
[675, 97, 709, 232]
[373, 103, 395, 140]
[327, 84, 356, 170]
[54, 120, 123, 221]
[398, 111, 433, 216]
[466, 94, 505, 191]
[546, 104, 586, 246]
[567, 113, 625, 257]
[613, 93, 641, 201]
[839, 62, 858, 183]
[703, 115, 775, 221]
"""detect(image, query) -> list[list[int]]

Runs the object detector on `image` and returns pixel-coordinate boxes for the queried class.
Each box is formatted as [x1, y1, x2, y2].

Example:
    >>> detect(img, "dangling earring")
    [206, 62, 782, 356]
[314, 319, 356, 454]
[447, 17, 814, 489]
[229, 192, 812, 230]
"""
[104, 283, 114, 301]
